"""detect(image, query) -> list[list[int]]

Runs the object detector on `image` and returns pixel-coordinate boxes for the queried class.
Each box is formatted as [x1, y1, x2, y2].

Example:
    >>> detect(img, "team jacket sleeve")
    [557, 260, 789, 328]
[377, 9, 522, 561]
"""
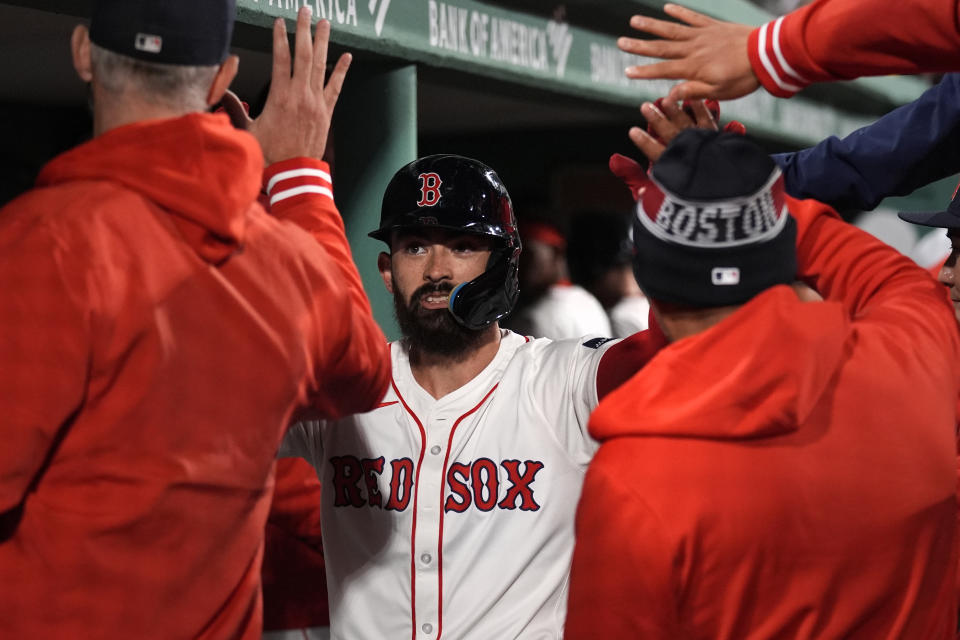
[595, 310, 669, 401]
[792, 197, 959, 352]
[264, 158, 390, 419]
[748, 0, 960, 98]
[565, 463, 681, 639]
[773, 74, 960, 212]
[0, 220, 92, 513]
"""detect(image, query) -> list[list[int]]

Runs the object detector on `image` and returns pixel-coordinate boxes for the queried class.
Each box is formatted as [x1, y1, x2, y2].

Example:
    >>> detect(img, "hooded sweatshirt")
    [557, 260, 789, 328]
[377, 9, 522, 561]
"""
[0, 113, 389, 639]
[566, 197, 960, 639]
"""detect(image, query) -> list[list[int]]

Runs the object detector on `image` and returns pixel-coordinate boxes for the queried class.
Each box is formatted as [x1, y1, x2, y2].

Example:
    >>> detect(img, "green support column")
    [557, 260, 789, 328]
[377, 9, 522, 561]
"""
[334, 63, 417, 342]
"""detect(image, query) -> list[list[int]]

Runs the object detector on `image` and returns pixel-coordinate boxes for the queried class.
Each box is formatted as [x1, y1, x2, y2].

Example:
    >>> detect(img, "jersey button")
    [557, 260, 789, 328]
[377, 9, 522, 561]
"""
[421, 553, 432, 564]
[430, 445, 442, 455]
[422, 623, 434, 634]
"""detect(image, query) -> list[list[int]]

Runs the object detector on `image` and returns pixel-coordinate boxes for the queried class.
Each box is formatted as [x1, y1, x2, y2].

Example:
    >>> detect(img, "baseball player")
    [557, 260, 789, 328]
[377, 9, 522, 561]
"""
[282, 154, 662, 639]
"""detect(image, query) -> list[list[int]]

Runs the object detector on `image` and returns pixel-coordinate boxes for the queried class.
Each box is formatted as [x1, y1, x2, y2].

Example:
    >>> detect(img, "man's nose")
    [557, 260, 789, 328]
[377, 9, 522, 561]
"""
[424, 246, 453, 281]
[938, 252, 958, 287]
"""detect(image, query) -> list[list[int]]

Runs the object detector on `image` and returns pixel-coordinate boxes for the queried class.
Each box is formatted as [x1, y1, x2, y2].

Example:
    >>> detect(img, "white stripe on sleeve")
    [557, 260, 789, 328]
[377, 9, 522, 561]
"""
[772, 17, 809, 84]
[266, 168, 333, 195]
[270, 185, 335, 206]
[757, 22, 803, 94]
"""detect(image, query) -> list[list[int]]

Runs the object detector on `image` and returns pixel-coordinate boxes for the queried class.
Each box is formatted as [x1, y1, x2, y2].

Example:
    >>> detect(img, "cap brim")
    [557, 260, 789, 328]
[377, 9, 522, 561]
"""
[897, 209, 960, 228]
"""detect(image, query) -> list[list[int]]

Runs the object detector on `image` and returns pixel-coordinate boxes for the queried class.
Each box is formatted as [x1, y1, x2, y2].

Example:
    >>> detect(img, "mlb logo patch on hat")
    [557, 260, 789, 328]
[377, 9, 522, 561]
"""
[711, 267, 740, 285]
[135, 33, 163, 54]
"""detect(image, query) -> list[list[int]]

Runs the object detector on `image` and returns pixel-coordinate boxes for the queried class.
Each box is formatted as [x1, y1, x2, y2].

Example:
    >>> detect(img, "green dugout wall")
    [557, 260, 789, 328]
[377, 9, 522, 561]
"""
[0, 0, 954, 338]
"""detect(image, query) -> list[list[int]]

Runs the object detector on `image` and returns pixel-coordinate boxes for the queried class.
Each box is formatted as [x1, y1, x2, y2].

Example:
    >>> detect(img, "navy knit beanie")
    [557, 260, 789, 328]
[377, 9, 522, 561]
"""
[632, 129, 797, 307]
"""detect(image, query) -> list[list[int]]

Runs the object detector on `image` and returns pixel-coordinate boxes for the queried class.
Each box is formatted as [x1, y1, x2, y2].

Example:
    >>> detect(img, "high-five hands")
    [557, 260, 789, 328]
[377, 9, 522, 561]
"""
[617, 4, 757, 102]
[610, 97, 746, 201]
[222, 7, 351, 164]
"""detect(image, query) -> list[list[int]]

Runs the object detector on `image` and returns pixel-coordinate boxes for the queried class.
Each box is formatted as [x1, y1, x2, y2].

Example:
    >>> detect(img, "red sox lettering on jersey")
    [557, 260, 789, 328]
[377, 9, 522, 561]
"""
[330, 455, 545, 512]
[280, 331, 621, 640]
[417, 172, 443, 207]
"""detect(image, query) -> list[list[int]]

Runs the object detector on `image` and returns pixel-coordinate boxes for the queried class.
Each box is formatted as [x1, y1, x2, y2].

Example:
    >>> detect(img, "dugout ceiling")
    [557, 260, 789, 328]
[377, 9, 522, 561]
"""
[0, 0, 934, 147]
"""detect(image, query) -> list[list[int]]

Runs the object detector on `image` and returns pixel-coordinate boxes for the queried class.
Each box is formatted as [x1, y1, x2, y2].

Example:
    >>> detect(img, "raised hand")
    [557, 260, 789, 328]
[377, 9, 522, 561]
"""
[224, 7, 352, 164]
[618, 4, 757, 102]
[629, 98, 719, 164]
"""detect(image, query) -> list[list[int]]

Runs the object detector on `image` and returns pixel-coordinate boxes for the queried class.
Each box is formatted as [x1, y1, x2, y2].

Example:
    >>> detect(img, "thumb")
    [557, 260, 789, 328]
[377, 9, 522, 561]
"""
[219, 90, 254, 131]
[609, 153, 648, 202]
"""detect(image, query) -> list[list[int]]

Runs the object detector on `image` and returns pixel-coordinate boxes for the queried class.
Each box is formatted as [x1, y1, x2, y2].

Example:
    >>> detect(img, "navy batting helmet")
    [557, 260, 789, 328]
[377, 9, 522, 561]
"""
[370, 154, 521, 330]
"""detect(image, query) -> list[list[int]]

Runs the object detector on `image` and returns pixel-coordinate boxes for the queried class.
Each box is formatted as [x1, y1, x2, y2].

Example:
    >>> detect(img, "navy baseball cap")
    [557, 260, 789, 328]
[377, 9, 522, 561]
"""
[898, 183, 960, 228]
[89, 0, 236, 66]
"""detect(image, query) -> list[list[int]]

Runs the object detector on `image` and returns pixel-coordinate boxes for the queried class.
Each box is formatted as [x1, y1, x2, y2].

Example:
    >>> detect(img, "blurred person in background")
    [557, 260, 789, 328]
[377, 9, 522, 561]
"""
[566, 209, 649, 337]
[507, 218, 612, 339]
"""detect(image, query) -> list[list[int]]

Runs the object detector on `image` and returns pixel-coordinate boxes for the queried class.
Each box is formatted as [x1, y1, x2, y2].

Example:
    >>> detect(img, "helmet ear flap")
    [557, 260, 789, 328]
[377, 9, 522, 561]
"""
[448, 244, 520, 330]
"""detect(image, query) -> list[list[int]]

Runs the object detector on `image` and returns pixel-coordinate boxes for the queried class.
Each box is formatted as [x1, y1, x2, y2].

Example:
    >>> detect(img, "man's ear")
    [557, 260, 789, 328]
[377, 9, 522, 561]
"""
[378, 252, 394, 294]
[207, 54, 239, 107]
[71, 25, 93, 83]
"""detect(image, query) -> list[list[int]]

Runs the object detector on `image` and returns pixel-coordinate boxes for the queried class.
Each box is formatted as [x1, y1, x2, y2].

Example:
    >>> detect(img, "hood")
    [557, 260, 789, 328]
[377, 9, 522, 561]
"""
[592, 286, 849, 441]
[37, 112, 263, 263]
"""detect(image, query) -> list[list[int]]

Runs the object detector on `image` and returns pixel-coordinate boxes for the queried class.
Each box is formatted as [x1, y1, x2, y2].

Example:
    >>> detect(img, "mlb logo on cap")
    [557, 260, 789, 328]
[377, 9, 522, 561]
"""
[135, 33, 163, 54]
[712, 267, 740, 286]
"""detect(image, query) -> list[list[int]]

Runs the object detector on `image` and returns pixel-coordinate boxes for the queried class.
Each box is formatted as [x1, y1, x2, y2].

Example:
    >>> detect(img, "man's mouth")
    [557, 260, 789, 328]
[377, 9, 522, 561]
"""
[421, 293, 450, 308]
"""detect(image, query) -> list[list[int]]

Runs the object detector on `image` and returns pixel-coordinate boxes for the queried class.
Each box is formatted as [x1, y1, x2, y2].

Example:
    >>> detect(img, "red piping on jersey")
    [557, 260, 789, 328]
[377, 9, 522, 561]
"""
[376, 400, 399, 409]
[391, 378, 428, 640]
[436, 383, 500, 640]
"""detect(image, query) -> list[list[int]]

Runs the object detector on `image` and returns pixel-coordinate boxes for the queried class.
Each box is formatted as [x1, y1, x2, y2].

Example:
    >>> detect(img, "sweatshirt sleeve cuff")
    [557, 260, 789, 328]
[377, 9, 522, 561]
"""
[263, 158, 334, 208]
[748, 17, 810, 99]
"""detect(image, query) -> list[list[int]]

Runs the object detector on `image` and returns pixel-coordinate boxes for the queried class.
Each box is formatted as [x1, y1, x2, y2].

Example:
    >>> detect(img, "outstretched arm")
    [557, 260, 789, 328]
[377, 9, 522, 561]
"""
[773, 74, 960, 212]
[237, 8, 390, 416]
[619, 1, 960, 101]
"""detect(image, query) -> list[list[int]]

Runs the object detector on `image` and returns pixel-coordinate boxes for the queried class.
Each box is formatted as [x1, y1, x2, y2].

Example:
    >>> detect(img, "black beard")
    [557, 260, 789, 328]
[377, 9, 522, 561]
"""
[393, 280, 488, 360]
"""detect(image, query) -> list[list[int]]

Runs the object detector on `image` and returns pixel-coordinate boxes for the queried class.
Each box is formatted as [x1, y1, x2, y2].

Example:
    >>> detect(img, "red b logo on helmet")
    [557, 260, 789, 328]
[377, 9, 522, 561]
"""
[417, 173, 443, 207]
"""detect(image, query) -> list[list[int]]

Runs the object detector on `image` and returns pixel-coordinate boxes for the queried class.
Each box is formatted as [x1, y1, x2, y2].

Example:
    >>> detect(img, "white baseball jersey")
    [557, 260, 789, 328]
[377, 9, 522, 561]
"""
[280, 329, 619, 640]
[608, 294, 650, 339]
[507, 283, 612, 340]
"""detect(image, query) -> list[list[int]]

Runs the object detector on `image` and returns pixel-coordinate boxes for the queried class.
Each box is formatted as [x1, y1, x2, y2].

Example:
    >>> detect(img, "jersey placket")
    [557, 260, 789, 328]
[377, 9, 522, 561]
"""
[413, 408, 452, 639]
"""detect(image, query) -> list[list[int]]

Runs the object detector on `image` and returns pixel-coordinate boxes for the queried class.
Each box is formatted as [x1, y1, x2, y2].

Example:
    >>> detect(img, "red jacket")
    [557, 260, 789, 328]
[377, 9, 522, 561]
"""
[262, 458, 329, 631]
[0, 113, 389, 639]
[748, 0, 960, 97]
[566, 197, 960, 639]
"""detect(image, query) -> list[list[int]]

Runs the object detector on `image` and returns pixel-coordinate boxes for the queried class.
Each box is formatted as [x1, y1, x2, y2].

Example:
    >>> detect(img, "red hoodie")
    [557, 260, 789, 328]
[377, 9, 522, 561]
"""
[0, 113, 389, 639]
[566, 197, 960, 639]
[748, 0, 960, 97]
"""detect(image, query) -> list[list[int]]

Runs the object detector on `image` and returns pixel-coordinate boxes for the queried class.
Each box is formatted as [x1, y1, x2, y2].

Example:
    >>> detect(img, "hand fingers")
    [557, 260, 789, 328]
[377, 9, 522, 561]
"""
[618, 36, 692, 61]
[667, 80, 721, 102]
[312, 19, 331, 91]
[625, 58, 696, 80]
[658, 99, 695, 132]
[629, 125, 666, 165]
[324, 52, 352, 111]
[663, 4, 716, 28]
[270, 17, 291, 95]
[292, 6, 314, 86]
[687, 99, 718, 130]
[628, 14, 692, 41]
